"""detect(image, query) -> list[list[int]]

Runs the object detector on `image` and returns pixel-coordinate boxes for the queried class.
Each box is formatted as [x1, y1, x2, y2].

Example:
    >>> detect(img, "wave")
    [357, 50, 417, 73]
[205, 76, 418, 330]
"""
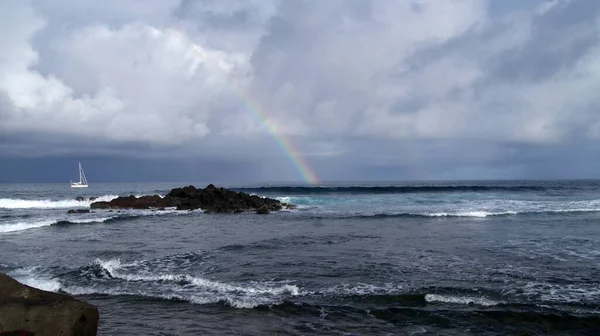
[15, 261, 502, 310]
[0, 220, 61, 233]
[0, 209, 193, 233]
[349, 211, 518, 219]
[424, 293, 500, 306]
[0, 218, 114, 233]
[0, 195, 118, 209]
[236, 185, 548, 195]
[305, 207, 600, 220]
[11, 260, 599, 314]
[61, 258, 302, 308]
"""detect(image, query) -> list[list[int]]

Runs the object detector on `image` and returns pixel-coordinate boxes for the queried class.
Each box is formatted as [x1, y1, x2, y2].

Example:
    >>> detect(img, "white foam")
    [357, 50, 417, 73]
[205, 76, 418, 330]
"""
[0, 220, 57, 233]
[520, 282, 600, 304]
[276, 196, 293, 204]
[9, 267, 62, 292]
[426, 211, 518, 218]
[96, 258, 301, 296]
[19, 276, 62, 292]
[322, 283, 402, 296]
[0, 195, 118, 209]
[425, 293, 499, 306]
[67, 217, 113, 224]
[91, 258, 301, 308]
[0, 207, 194, 234]
[0, 217, 114, 234]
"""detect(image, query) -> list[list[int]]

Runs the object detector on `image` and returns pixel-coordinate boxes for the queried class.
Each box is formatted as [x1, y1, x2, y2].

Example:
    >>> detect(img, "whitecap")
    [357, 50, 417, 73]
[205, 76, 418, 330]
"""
[425, 293, 499, 306]
[0, 195, 119, 209]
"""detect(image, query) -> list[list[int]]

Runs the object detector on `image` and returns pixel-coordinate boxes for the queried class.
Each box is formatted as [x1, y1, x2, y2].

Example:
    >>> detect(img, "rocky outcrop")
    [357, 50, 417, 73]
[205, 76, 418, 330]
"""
[0, 273, 98, 336]
[90, 195, 179, 210]
[75, 197, 97, 202]
[67, 209, 90, 214]
[90, 184, 295, 214]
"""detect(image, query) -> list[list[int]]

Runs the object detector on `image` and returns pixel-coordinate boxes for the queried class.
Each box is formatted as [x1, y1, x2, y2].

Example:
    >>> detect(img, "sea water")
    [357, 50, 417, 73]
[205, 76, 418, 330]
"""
[1, 180, 599, 335]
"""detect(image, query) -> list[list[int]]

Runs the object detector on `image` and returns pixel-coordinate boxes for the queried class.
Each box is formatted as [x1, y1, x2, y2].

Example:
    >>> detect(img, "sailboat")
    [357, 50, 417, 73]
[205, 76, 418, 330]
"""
[70, 162, 89, 188]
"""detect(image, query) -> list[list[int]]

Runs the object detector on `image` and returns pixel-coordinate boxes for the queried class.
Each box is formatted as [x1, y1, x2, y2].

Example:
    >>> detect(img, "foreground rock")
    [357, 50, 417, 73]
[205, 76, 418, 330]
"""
[0, 273, 98, 336]
[91, 184, 295, 214]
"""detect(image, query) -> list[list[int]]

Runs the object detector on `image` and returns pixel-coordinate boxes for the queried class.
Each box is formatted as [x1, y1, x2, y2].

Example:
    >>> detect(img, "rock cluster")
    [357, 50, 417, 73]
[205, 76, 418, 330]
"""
[67, 209, 90, 214]
[74, 197, 96, 202]
[0, 273, 98, 336]
[90, 184, 295, 214]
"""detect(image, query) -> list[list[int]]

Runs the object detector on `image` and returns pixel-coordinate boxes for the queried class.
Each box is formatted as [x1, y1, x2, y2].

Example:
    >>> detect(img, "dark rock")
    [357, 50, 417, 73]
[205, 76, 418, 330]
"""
[90, 184, 294, 214]
[0, 331, 35, 336]
[88, 197, 97, 201]
[75, 196, 85, 202]
[67, 209, 90, 214]
[256, 205, 270, 214]
[0, 273, 98, 336]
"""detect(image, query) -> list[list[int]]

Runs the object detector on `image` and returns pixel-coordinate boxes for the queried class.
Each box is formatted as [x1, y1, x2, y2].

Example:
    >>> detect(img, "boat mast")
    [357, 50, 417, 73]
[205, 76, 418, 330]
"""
[79, 163, 88, 185]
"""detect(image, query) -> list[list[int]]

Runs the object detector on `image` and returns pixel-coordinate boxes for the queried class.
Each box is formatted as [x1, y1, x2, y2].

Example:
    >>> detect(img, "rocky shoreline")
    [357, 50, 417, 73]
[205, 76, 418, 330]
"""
[0, 274, 98, 336]
[89, 184, 295, 214]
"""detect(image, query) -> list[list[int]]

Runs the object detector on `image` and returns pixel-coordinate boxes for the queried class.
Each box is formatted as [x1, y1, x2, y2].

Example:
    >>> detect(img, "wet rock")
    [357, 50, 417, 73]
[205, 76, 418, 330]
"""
[256, 205, 270, 214]
[75, 196, 85, 202]
[88, 197, 97, 201]
[67, 209, 90, 214]
[0, 331, 35, 336]
[0, 273, 98, 336]
[284, 203, 298, 210]
[90, 184, 294, 214]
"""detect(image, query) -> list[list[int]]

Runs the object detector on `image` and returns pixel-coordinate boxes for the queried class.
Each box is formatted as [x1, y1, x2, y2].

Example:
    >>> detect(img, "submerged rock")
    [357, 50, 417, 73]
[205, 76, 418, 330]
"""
[67, 209, 90, 214]
[0, 273, 98, 336]
[75, 196, 85, 202]
[90, 184, 293, 214]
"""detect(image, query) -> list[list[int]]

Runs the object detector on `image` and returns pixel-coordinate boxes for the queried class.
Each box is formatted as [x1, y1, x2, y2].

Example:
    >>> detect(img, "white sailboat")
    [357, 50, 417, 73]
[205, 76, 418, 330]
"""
[70, 162, 89, 188]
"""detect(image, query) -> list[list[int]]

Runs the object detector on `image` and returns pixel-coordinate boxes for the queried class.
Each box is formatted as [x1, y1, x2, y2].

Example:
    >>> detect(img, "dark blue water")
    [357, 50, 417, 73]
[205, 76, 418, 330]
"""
[1, 181, 600, 335]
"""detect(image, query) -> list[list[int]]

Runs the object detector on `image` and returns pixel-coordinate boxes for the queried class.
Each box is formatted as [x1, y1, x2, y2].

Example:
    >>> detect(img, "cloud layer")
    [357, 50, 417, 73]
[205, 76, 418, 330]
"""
[1, 0, 600, 181]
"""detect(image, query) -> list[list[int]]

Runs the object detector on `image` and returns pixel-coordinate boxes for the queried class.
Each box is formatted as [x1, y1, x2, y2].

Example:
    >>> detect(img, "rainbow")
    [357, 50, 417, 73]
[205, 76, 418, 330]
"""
[229, 92, 320, 185]
[185, 41, 319, 184]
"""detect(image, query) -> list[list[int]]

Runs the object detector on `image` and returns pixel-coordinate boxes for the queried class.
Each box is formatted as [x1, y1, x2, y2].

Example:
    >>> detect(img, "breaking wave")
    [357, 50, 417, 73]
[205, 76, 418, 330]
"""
[313, 208, 600, 219]
[35, 258, 302, 309]
[9, 258, 597, 313]
[0, 209, 194, 233]
[424, 293, 500, 306]
[0, 195, 118, 209]
[0, 218, 114, 233]
[10, 262, 504, 311]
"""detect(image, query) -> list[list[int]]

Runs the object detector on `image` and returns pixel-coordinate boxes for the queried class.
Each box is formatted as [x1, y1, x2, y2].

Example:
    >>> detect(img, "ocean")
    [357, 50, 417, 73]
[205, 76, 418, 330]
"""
[1, 180, 599, 335]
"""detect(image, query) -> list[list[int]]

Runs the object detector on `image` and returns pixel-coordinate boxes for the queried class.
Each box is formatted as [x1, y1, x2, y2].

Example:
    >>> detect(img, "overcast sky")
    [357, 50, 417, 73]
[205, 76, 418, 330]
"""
[2, 0, 600, 183]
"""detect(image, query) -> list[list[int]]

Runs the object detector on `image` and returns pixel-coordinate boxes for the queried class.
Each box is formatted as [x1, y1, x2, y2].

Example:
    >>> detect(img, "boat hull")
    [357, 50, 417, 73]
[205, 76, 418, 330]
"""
[70, 162, 89, 188]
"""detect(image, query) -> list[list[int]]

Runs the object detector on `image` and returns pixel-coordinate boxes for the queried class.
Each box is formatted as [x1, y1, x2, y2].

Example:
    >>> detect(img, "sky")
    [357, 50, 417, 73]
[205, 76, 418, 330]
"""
[2, 0, 600, 183]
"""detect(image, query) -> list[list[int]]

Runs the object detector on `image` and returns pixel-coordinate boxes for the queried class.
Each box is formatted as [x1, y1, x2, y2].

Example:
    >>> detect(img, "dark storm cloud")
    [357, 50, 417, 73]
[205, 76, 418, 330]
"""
[490, 0, 600, 83]
[2, 0, 600, 182]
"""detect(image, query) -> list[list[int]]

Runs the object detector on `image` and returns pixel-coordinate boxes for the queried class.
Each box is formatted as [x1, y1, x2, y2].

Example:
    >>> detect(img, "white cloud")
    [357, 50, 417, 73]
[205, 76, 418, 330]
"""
[1, 0, 600, 179]
[0, 2, 254, 145]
